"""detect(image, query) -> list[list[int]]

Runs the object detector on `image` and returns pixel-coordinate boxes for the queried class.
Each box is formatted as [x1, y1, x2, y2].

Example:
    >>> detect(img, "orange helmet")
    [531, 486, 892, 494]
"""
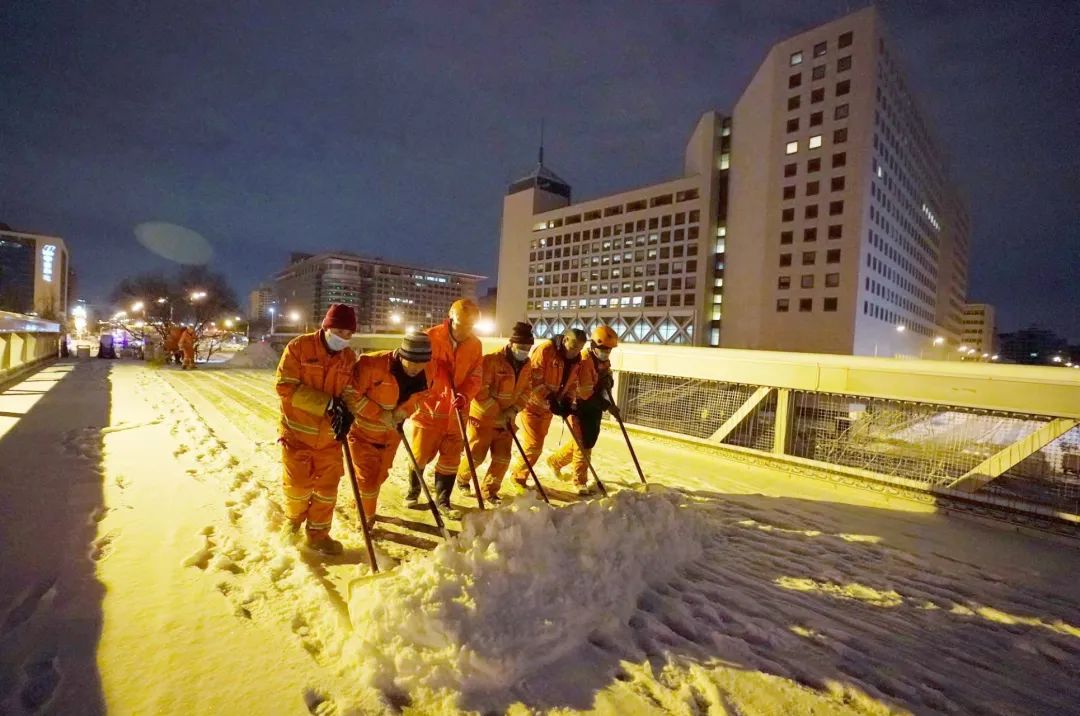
[591, 325, 619, 349]
[449, 298, 480, 326]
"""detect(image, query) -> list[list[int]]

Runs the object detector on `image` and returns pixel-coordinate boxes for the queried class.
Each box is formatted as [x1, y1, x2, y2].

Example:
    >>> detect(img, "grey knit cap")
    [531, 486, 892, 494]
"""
[399, 331, 432, 362]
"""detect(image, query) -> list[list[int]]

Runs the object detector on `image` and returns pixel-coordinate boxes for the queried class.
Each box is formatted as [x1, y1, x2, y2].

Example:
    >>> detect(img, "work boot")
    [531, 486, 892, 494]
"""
[546, 456, 566, 481]
[459, 480, 473, 495]
[433, 474, 461, 520]
[576, 483, 596, 497]
[486, 494, 503, 506]
[404, 470, 423, 508]
[307, 536, 344, 556]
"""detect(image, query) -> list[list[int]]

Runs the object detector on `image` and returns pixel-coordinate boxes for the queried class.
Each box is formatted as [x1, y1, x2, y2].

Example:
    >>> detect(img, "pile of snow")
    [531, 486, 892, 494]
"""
[227, 341, 281, 368]
[344, 487, 704, 700]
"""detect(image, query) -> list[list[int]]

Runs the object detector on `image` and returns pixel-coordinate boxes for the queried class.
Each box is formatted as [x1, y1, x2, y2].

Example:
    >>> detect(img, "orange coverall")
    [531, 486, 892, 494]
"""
[178, 328, 196, 369]
[407, 321, 483, 482]
[549, 349, 611, 485]
[275, 332, 356, 539]
[456, 347, 534, 499]
[342, 351, 437, 518]
[508, 338, 581, 484]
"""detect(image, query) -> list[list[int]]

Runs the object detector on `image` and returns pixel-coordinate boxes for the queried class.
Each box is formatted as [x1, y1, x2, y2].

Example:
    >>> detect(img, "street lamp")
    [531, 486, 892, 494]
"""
[933, 336, 945, 346]
[190, 291, 207, 302]
[1052, 356, 1063, 363]
[895, 324, 906, 333]
[132, 301, 147, 356]
[390, 312, 403, 325]
[269, 307, 276, 334]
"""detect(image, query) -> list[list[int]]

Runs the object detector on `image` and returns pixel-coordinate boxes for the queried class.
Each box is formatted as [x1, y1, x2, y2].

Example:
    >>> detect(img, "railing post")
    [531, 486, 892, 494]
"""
[773, 388, 793, 455]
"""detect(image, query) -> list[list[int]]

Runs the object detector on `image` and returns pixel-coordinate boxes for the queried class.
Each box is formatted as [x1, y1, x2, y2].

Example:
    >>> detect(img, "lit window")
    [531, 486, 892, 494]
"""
[790, 51, 803, 66]
[813, 41, 827, 57]
[785, 141, 799, 154]
[719, 153, 730, 170]
[809, 134, 823, 149]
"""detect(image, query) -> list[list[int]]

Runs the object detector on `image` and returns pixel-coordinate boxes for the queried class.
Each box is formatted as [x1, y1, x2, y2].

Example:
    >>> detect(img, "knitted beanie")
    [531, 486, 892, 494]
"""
[510, 321, 535, 345]
[321, 304, 357, 332]
[399, 332, 432, 362]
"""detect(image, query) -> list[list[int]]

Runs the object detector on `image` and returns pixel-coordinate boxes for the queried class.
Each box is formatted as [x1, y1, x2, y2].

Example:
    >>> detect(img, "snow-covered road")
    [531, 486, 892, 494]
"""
[1, 360, 1078, 715]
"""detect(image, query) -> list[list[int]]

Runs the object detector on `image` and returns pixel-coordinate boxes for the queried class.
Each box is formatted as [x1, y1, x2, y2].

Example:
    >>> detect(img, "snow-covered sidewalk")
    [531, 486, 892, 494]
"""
[2, 360, 1078, 715]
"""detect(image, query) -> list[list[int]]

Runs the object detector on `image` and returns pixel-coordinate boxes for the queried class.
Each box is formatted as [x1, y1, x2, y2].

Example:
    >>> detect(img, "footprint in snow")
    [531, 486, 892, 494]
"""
[0, 579, 57, 637]
[90, 531, 119, 562]
[19, 654, 62, 713]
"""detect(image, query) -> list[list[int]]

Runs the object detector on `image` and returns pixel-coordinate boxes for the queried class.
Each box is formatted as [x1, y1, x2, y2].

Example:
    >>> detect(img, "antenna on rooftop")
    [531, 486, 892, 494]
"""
[538, 118, 545, 165]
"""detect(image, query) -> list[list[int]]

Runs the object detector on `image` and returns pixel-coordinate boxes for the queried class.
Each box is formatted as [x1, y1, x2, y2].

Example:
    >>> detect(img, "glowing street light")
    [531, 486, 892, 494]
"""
[390, 312, 403, 325]
[288, 310, 301, 323]
[405, 324, 417, 334]
[190, 290, 207, 302]
[933, 336, 945, 346]
[1052, 356, 1063, 363]
[131, 301, 144, 312]
[224, 319, 235, 329]
[269, 306, 276, 334]
[474, 318, 495, 335]
[895, 324, 906, 333]
[991, 355, 999, 361]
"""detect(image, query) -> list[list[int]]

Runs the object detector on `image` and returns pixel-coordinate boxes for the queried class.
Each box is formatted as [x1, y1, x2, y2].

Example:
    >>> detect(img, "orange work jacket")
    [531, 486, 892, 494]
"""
[469, 347, 534, 427]
[343, 351, 438, 444]
[414, 320, 483, 427]
[524, 338, 581, 413]
[275, 331, 356, 450]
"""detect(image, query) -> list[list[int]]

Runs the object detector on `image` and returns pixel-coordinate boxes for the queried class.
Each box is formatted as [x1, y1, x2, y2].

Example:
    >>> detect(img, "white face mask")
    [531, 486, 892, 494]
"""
[324, 331, 350, 352]
[512, 348, 530, 361]
[594, 348, 611, 362]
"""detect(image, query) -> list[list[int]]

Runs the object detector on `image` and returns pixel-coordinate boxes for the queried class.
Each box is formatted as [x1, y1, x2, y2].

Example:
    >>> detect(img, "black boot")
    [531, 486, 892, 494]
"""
[433, 473, 462, 520]
[404, 469, 423, 508]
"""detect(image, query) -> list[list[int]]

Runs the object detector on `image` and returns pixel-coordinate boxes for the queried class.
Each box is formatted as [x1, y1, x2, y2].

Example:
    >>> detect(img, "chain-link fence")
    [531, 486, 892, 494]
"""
[619, 371, 1080, 516]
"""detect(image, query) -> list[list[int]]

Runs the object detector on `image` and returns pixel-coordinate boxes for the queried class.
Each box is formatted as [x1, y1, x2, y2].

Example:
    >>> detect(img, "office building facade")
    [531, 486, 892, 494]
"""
[960, 303, 996, 355]
[0, 228, 70, 320]
[248, 284, 275, 320]
[271, 252, 482, 333]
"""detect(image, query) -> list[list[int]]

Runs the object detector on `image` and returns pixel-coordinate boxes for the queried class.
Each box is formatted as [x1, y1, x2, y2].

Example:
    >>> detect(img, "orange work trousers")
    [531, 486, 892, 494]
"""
[457, 418, 514, 498]
[408, 418, 465, 476]
[281, 439, 344, 539]
[549, 415, 588, 486]
[347, 433, 400, 519]
[509, 407, 556, 484]
[182, 346, 196, 369]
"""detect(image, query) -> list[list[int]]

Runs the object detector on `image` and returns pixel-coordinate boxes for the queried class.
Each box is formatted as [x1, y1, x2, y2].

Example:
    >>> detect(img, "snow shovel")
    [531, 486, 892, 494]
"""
[606, 388, 647, 487]
[341, 441, 380, 574]
[449, 384, 485, 510]
[396, 426, 452, 540]
[559, 415, 608, 498]
[508, 424, 551, 505]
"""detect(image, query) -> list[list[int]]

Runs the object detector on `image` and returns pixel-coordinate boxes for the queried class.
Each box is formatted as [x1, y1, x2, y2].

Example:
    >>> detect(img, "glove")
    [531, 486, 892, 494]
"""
[328, 397, 354, 441]
[451, 392, 468, 411]
[549, 397, 571, 418]
[499, 407, 519, 429]
[378, 409, 396, 429]
[608, 403, 621, 420]
[392, 407, 409, 426]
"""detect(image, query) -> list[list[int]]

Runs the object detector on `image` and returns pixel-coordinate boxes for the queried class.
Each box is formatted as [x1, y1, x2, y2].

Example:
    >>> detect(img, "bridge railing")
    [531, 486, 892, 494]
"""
[0, 311, 61, 383]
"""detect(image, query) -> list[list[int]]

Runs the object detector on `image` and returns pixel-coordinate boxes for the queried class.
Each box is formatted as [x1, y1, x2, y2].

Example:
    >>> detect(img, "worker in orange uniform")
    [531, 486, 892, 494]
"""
[456, 321, 535, 504]
[507, 327, 587, 489]
[164, 325, 183, 365]
[548, 325, 620, 495]
[404, 299, 484, 520]
[178, 326, 197, 370]
[275, 304, 357, 555]
[342, 332, 436, 520]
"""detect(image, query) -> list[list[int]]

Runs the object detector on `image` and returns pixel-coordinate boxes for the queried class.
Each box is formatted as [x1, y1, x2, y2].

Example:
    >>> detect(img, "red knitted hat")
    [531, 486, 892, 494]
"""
[321, 304, 357, 332]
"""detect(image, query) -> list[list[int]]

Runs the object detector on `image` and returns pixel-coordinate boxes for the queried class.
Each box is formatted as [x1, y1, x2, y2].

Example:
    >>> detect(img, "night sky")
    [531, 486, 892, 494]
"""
[2, 1, 1077, 339]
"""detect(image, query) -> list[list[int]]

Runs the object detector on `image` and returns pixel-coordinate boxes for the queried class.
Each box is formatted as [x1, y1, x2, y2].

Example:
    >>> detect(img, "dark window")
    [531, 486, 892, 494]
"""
[805, 204, 819, 219]
[802, 251, 816, 265]
[838, 55, 852, 71]
[789, 73, 802, 88]
[836, 80, 850, 96]
[828, 224, 843, 239]
[831, 176, 846, 191]
[689, 209, 700, 222]
[783, 185, 796, 200]
[777, 299, 790, 312]
[832, 152, 847, 168]
[778, 276, 791, 289]
[801, 274, 815, 289]
[786, 117, 799, 133]
[812, 65, 826, 80]
[839, 31, 853, 48]
[829, 200, 844, 215]
[810, 111, 823, 127]
[788, 95, 801, 111]
[808, 158, 821, 172]
[780, 230, 794, 244]
[804, 227, 818, 241]
[825, 272, 840, 287]
[813, 41, 827, 57]
[806, 181, 820, 196]
[779, 253, 792, 267]
[799, 298, 813, 312]
[827, 249, 842, 263]
[811, 88, 825, 103]
[824, 297, 838, 311]
[835, 104, 850, 119]
[784, 162, 798, 177]
[782, 208, 795, 222]
[833, 127, 848, 144]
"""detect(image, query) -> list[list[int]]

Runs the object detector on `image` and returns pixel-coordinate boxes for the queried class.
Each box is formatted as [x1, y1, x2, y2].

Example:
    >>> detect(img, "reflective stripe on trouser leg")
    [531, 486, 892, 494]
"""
[481, 429, 514, 497]
[406, 420, 443, 499]
[570, 447, 590, 486]
[435, 428, 465, 476]
[350, 435, 398, 518]
[549, 440, 574, 471]
[281, 443, 316, 525]
[304, 444, 345, 540]
[458, 421, 494, 486]
[510, 409, 553, 481]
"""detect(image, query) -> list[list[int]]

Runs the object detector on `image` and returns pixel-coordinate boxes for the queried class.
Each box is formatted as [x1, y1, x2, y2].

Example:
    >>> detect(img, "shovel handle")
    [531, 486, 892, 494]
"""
[342, 440, 379, 573]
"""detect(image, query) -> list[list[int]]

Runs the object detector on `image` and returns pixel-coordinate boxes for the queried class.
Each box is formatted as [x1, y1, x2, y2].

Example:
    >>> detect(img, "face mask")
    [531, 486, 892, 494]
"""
[593, 348, 611, 361]
[512, 348, 530, 361]
[325, 331, 350, 352]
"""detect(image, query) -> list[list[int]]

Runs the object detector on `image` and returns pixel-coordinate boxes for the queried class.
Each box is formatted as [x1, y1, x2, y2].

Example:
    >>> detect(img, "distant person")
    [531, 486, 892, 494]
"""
[404, 299, 484, 520]
[508, 327, 585, 490]
[274, 304, 357, 555]
[164, 325, 183, 364]
[342, 332, 436, 520]
[548, 325, 620, 495]
[179, 327, 197, 370]
[457, 321, 535, 504]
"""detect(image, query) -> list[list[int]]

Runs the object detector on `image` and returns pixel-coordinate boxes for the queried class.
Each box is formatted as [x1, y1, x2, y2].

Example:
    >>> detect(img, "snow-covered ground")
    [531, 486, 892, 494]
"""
[1, 359, 1078, 715]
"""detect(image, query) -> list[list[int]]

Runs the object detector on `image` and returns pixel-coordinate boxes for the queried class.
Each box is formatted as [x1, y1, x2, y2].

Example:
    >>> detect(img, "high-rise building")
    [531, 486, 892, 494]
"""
[496, 111, 730, 345]
[724, 7, 968, 357]
[998, 325, 1068, 366]
[960, 303, 996, 355]
[270, 252, 483, 333]
[0, 227, 70, 321]
[496, 7, 969, 356]
[248, 284, 275, 320]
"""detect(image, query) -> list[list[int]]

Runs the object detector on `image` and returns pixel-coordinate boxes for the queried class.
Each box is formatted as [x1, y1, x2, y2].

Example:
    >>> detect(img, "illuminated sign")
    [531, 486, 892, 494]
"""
[41, 244, 57, 283]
